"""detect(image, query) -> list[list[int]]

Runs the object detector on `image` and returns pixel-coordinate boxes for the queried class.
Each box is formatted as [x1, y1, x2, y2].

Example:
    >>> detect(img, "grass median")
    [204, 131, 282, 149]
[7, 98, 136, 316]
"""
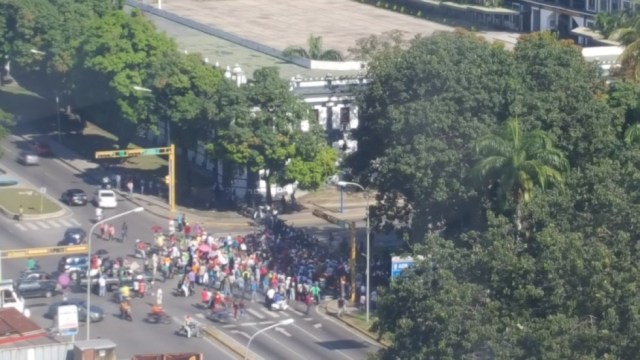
[0, 188, 62, 214]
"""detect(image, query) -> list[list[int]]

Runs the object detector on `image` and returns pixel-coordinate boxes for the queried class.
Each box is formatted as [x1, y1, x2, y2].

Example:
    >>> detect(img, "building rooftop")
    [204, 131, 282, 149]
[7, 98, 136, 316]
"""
[130, 0, 519, 79]
[140, 10, 360, 80]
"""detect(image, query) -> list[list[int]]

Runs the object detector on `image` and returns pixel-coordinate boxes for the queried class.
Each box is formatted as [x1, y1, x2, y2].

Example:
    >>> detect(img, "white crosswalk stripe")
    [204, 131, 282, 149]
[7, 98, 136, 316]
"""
[46, 220, 60, 228]
[262, 309, 281, 318]
[13, 218, 82, 231]
[36, 221, 51, 229]
[245, 308, 266, 320]
[26, 222, 39, 230]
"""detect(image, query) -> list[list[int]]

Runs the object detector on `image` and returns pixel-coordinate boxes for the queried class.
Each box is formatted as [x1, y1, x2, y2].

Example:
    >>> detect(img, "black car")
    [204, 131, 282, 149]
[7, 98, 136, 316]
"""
[60, 228, 87, 246]
[61, 189, 88, 206]
[16, 279, 57, 298]
[19, 270, 53, 281]
[45, 298, 104, 323]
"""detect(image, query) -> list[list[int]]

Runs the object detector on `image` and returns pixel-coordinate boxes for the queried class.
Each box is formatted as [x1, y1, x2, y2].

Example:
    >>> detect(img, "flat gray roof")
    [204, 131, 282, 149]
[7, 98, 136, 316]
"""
[139, 10, 359, 80]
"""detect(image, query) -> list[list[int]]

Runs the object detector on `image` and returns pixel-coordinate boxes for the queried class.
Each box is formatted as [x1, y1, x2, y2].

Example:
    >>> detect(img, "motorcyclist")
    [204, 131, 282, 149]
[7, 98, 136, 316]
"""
[119, 284, 131, 303]
[95, 207, 103, 222]
[26, 257, 37, 271]
[135, 239, 147, 259]
[149, 304, 165, 322]
[120, 300, 132, 320]
[183, 315, 194, 338]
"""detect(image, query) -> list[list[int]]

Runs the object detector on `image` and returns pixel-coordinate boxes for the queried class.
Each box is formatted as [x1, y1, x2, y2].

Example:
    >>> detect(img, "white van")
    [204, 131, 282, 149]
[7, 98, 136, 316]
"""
[0, 280, 27, 316]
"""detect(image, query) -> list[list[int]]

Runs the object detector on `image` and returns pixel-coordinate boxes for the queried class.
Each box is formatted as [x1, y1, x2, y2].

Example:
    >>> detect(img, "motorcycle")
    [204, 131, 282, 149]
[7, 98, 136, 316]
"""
[147, 311, 171, 324]
[120, 302, 133, 322]
[176, 322, 202, 338]
[270, 299, 289, 311]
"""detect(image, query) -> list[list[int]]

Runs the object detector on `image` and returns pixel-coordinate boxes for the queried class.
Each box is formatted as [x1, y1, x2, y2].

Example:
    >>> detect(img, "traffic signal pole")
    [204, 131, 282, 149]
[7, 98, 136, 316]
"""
[169, 144, 176, 212]
[95, 145, 176, 212]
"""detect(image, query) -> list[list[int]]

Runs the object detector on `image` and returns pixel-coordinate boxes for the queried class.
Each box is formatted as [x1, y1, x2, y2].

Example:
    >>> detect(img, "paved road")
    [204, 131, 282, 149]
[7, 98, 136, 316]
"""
[0, 130, 381, 359]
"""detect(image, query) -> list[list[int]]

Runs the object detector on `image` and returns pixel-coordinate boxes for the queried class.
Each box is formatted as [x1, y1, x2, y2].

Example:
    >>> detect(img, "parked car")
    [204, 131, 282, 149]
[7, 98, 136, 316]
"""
[17, 151, 39, 166]
[16, 279, 57, 298]
[61, 189, 88, 206]
[93, 189, 117, 208]
[59, 228, 87, 246]
[45, 298, 104, 323]
[32, 142, 52, 157]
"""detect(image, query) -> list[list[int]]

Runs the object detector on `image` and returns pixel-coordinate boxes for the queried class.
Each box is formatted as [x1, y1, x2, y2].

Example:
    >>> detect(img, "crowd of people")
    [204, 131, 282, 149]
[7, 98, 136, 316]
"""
[85, 203, 389, 329]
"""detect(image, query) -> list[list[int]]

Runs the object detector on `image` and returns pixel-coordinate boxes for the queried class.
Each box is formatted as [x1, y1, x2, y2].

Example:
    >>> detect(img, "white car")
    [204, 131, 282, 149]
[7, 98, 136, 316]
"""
[94, 189, 117, 208]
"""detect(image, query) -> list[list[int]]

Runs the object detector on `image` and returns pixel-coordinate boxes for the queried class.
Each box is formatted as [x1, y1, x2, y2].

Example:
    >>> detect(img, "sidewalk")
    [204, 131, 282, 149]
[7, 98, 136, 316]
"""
[320, 299, 391, 348]
[24, 129, 371, 231]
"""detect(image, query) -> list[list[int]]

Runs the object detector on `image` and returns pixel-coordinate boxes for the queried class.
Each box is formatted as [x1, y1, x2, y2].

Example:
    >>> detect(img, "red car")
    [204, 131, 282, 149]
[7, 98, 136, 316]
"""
[32, 142, 52, 157]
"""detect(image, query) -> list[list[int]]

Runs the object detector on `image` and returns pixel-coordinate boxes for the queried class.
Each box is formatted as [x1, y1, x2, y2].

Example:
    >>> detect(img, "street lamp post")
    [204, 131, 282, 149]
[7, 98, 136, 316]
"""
[244, 319, 294, 359]
[86, 207, 144, 339]
[337, 181, 371, 323]
[55, 94, 61, 142]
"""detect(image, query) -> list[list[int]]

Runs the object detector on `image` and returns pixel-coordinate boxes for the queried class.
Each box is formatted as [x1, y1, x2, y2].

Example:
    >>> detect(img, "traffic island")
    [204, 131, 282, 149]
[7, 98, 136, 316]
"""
[0, 187, 66, 220]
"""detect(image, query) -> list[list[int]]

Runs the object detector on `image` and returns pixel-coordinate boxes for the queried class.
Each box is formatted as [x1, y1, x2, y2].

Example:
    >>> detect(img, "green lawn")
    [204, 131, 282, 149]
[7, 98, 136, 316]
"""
[0, 188, 62, 214]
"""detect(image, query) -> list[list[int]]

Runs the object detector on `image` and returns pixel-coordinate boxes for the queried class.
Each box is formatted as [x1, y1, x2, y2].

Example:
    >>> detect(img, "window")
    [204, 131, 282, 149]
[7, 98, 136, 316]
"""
[312, 109, 320, 122]
[623, 0, 631, 9]
[340, 107, 350, 124]
[587, 0, 596, 11]
[599, 0, 608, 12]
[611, 0, 620, 11]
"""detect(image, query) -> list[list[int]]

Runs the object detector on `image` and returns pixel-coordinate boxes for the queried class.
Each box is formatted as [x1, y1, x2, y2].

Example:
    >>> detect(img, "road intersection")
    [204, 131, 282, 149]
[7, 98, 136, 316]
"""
[0, 126, 381, 359]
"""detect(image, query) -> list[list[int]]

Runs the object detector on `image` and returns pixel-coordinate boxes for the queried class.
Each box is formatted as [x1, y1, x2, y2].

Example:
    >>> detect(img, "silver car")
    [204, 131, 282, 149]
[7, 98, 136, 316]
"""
[17, 151, 39, 166]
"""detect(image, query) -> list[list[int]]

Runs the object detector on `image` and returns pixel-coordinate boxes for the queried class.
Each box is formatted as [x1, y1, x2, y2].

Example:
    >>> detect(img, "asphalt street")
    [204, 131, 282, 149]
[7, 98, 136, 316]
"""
[0, 131, 381, 359]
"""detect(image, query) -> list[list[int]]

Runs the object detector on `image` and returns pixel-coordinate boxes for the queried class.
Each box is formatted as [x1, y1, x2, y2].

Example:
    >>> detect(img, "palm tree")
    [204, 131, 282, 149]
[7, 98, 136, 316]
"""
[473, 118, 569, 231]
[282, 35, 344, 61]
[607, 13, 640, 80]
[625, 123, 640, 144]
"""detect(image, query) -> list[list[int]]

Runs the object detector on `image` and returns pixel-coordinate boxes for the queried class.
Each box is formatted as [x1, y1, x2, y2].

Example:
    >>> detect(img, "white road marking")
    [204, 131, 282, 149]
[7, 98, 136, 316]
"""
[26, 222, 39, 230]
[36, 221, 50, 229]
[46, 220, 61, 228]
[15, 223, 27, 231]
[70, 218, 82, 226]
[239, 322, 258, 327]
[230, 330, 251, 340]
[194, 313, 205, 319]
[304, 317, 313, 321]
[263, 309, 281, 318]
[313, 323, 322, 329]
[258, 321, 273, 325]
[291, 324, 356, 360]
[222, 324, 237, 328]
[246, 308, 266, 320]
[59, 219, 73, 227]
[274, 327, 292, 337]
[290, 308, 306, 316]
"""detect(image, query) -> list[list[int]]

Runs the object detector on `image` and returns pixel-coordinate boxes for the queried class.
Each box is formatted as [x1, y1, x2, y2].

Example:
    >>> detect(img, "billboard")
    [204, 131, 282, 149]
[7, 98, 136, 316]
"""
[57, 305, 78, 337]
[391, 256, 421, 278]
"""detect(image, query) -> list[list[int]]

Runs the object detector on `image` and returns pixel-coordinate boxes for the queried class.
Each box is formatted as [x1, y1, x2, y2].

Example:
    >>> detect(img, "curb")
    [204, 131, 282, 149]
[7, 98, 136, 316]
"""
[319, 301, 390, 348]
[201, 325, 256, 360]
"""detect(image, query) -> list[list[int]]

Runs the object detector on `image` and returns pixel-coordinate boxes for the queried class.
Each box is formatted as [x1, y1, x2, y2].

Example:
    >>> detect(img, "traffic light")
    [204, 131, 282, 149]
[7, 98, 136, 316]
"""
[164, 175, 170, 184]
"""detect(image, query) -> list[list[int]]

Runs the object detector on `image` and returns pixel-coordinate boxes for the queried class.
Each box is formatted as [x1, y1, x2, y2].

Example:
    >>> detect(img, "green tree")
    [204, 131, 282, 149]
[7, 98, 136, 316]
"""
[281, 125, 337, 191]
[473, 118, 568, 231]
[282, 35, 344, 61]
[72, 9, 177, 148]
[144, 51, 222, 195]
[216, 67, 310, 203]
[348, 30, 517, 240]
[608, 16, 640, 80]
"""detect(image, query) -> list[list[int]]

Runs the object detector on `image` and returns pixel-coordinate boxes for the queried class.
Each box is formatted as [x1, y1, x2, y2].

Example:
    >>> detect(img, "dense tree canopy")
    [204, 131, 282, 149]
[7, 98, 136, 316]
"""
[0, 0, 335, 198]
[349, 29, 640, 358]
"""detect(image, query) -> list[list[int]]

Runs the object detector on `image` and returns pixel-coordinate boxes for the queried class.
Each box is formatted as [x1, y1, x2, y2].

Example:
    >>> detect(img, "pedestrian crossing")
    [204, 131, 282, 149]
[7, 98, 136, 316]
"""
[195, 302, 311, 328]
[14, 218, 82, 232]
